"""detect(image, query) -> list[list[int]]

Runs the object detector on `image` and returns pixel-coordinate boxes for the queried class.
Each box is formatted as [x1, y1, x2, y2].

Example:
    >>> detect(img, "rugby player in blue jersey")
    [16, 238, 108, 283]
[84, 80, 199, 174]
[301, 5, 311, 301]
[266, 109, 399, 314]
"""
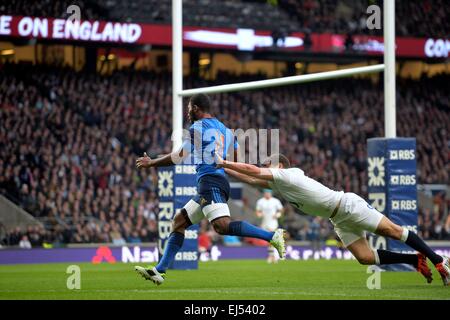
[134, 93, 286, 285]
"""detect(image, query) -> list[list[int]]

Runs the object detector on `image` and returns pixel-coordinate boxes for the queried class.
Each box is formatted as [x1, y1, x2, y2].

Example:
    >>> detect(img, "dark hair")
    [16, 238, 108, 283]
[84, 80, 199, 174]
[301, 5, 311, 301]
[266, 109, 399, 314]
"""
[189, 93, 211, 112]
[264, 153, 291, 168]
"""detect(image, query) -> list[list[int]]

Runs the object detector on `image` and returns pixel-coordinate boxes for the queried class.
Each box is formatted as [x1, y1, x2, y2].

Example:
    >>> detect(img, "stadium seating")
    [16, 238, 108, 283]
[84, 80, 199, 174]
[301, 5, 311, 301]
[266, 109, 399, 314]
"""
[277, 0, 450, 37]
[1, 0, 449, 36]
[0, 63, 448, 246]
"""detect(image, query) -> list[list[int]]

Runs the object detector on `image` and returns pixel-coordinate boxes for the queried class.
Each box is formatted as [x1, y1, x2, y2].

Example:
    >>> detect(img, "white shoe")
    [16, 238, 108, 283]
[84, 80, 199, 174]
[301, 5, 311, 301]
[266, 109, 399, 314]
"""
[435, 256, 450, 286]
[135, 266, 166, 286]
[269, 229, 286, 260]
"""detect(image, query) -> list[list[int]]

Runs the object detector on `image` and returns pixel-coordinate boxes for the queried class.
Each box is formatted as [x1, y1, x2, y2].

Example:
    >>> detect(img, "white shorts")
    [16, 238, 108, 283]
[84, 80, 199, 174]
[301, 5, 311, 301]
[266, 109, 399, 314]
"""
[183, 199, 231, 225]
[330, 192, 384, 247]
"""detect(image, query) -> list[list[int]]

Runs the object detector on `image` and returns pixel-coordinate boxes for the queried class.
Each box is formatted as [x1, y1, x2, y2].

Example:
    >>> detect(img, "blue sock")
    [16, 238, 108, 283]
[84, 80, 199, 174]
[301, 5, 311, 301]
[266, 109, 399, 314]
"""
[156, 232, 184, 273]
[228, 221, 274, 242]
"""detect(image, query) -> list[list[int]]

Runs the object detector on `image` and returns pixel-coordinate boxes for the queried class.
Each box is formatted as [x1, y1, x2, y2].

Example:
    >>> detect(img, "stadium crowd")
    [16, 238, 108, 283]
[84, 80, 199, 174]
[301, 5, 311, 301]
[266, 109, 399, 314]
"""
[277, 0, 449, 37]
[0, 64, 160, 246]
[0, 62, 448, 247]
[2, 0, 449, 37]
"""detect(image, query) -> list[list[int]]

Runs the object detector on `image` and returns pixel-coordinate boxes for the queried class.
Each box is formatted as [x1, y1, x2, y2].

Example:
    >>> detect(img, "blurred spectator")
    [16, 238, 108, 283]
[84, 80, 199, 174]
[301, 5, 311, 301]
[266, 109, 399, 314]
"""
[223, 235, 242, 246]
[307, 217, 322, 252]
[127, 231, 142, 243]
[19, 235, 32, 249]
[7, 227, 22, 246]
[198, 231, 212, 254]
[344, 33, 354, 51]
[445, 215, 450, 238]
[303, 30, 313, 50]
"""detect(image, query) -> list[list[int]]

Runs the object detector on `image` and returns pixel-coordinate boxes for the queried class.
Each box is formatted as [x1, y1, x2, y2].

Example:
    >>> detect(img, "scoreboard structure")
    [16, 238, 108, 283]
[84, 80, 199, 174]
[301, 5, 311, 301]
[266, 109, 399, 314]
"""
[157, 165, 199, 270]
[367, 138, 418, 271]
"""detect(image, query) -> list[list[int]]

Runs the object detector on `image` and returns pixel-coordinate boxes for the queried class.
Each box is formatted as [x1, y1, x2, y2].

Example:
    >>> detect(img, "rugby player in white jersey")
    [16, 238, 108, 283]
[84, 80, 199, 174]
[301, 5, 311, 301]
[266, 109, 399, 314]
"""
[256, 190, 284, 263]
[216, 153, 450, 286]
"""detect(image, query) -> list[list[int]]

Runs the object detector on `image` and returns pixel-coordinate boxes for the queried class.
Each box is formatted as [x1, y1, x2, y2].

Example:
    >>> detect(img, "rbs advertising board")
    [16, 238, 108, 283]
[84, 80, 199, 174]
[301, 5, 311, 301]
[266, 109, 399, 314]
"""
[367, 138, 418, 271]
[158, 165, 199, 270]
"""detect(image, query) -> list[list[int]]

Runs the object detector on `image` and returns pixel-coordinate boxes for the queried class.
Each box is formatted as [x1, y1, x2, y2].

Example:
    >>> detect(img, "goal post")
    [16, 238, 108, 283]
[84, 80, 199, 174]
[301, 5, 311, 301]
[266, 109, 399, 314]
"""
[164, 0, 405, 270]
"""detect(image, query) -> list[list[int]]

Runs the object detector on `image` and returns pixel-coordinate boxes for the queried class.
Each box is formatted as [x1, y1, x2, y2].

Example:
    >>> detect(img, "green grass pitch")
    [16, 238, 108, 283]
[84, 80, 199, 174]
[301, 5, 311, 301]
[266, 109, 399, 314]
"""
[0, 260, 449, 300]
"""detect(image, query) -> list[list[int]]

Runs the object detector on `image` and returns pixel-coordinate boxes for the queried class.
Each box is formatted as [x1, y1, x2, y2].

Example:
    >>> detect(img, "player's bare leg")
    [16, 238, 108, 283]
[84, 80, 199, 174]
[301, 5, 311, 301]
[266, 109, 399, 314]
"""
[375, 216, 448, 285]
[346, 237, 378, 265]
[346, 236, 433, 283]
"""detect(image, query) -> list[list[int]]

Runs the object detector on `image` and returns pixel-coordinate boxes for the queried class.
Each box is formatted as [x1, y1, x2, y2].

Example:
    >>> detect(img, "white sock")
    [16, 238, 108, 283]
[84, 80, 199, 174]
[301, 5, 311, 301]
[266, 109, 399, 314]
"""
[400, 227, 409, 242]
[372, 249, 380, 265]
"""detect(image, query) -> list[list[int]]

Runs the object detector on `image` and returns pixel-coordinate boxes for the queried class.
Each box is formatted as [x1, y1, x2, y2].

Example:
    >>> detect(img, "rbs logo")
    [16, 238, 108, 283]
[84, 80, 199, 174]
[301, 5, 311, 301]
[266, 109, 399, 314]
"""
[389, 149, 415, 160]
[391, 200, 417, 211]
[390, 175, 416, 185]
[158, 171, 174, 197]
[368, 157, 385, 187]
[175, 251, 198, 261]
[175, 186, 197, 196]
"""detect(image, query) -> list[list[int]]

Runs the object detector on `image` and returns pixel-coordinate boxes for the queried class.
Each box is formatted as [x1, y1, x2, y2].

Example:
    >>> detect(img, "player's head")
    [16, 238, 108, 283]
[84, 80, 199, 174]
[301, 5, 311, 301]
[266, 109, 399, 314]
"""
[262, 153, 290, 169]
[188, 93, 211, 123]
[263, 189, 272, 199]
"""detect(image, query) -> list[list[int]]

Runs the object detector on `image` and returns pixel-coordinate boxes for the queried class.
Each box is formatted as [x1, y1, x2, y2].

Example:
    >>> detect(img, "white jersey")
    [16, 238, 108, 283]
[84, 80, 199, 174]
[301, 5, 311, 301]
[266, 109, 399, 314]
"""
[268, 168, 343, 218]
[256, 197, 283, 230]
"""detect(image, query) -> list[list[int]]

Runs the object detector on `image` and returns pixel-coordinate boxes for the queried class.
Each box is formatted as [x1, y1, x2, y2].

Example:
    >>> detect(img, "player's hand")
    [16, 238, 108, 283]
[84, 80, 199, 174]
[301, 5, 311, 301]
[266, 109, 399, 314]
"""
[215, 152, 225, 168]
[136, 152, 153, 169]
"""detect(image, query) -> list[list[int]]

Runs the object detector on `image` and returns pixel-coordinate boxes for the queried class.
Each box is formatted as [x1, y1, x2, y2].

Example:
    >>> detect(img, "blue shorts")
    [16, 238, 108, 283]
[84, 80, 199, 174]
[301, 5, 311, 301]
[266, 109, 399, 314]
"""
[184, 174, 231, 224]
[194, 174, 230, 207]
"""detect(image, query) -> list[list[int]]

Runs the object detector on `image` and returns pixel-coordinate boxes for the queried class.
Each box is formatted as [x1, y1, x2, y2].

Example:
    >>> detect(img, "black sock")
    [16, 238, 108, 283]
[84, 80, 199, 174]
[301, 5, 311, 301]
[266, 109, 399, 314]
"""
[376, 250, 418, 266]
[404, 231, 443, 265]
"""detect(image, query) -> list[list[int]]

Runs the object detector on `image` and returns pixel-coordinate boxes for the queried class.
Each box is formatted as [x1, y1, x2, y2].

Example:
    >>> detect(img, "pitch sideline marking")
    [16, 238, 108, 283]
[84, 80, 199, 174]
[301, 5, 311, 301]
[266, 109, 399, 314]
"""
[0, 288, 447, 300]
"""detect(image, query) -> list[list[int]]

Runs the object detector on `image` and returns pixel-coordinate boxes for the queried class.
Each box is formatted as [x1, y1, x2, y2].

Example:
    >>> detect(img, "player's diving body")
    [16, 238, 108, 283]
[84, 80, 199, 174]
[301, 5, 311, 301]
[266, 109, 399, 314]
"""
[217, 153, 450, 286]
[256, 190, 284, 263]
[134, 94, 286, 285]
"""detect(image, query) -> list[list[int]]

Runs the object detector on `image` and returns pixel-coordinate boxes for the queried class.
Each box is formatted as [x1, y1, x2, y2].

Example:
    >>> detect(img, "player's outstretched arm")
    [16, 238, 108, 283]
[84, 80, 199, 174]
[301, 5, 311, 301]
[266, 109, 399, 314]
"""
[216, 153, 273, 181]
[136, 149, 186, 169]
[225, 168, 270, 188]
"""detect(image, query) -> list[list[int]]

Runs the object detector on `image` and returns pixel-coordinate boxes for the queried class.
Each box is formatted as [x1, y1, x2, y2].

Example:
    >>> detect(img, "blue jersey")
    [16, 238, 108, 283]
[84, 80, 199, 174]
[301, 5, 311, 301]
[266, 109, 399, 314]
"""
[182, 117, 238, 181]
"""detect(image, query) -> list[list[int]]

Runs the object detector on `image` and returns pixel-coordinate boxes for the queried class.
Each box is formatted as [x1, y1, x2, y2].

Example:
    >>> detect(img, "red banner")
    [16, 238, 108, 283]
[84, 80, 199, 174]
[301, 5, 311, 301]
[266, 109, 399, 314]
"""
[0, 15, 448, 58]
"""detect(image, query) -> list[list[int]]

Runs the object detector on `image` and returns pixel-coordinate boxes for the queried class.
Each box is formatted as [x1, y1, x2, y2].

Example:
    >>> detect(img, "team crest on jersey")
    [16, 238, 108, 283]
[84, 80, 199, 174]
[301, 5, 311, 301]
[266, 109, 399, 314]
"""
[200, 197, 208, 206]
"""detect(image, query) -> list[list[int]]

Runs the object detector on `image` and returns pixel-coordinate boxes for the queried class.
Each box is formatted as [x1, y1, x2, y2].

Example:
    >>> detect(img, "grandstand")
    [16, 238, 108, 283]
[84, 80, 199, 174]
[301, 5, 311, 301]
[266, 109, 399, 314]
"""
[2, 0, 449, 37]
[0, 1, 449, 301]
[1, 62, 448, 246]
